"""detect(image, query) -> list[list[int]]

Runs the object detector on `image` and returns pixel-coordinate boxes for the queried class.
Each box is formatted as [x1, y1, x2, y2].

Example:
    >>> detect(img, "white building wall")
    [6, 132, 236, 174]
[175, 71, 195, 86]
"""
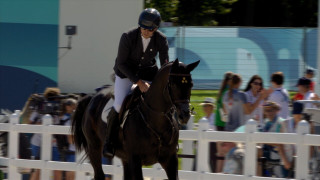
[58, 0, 143, 93]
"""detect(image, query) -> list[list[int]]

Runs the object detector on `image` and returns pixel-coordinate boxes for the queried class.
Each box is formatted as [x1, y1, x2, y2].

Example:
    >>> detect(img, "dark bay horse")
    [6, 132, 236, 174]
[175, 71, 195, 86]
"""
[71, 59, 200, 180]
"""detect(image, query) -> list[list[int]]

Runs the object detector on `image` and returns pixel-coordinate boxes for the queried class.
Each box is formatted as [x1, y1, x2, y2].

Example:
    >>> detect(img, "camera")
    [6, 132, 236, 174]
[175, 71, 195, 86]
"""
[28, 94, 68, 115]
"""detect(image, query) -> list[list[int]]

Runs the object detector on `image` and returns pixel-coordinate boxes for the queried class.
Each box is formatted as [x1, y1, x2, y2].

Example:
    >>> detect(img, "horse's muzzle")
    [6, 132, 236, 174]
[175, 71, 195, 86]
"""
[176, 103, 191, 125]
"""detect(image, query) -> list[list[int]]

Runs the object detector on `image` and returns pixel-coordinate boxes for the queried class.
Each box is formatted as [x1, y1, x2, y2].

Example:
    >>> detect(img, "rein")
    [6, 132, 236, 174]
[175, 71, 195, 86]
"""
[139, 97, 178, 144]
[135, 72, 192, 155]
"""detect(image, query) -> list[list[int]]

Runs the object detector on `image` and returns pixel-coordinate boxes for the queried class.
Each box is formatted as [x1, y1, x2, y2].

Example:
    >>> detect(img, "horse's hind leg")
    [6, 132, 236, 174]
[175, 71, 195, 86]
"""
[88, 145, 105, 180]
[159, 153, 179, 180]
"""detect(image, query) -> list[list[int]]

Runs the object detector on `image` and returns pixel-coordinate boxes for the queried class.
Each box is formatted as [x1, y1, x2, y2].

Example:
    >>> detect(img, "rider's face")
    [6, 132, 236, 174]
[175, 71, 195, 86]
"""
[140, 27, 156, 39]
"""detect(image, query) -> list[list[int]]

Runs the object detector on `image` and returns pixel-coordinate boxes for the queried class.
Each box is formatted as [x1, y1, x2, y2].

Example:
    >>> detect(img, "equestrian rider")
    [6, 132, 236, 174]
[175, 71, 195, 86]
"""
[103, 8, 169, 157]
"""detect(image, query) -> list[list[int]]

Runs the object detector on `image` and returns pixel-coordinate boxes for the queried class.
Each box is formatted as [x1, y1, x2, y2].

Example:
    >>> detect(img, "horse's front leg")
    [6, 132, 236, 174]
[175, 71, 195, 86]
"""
[127, 154, 143, 180]
[159, 152, 179, 180]
[122, 160, 131, 180]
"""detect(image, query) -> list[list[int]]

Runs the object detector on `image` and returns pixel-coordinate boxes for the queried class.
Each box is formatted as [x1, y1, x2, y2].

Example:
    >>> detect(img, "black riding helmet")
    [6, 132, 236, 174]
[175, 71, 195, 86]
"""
[138, 8, 161, 30]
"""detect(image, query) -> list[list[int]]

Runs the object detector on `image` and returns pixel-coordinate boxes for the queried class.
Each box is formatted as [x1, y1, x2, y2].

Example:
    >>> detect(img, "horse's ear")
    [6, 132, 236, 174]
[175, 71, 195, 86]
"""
[186, 60, 200, 72]
[172, 58, 179, 67]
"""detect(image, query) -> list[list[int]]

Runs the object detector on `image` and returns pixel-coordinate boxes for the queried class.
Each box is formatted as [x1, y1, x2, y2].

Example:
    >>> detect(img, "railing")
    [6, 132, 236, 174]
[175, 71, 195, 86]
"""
[0, 110, 319, 179]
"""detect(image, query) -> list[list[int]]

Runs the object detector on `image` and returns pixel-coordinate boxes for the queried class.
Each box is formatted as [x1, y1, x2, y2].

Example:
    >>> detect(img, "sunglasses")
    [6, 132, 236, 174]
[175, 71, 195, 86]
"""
[141, 27, 155, 32]
[253, 82, 262, 86]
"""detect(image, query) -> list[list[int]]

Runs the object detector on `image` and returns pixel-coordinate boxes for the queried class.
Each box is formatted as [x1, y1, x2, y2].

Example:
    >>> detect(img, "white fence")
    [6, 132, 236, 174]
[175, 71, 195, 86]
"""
[0, 110, 319, 180]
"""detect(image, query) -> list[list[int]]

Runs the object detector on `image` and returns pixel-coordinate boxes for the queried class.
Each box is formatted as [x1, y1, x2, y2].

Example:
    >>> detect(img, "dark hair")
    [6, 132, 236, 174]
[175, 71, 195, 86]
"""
[217, 72, 233, 100]
[60, 98, 77, 116]
[244, 75, 264, 92]
[271, 72, 284, 85]
[228, 74, 242, 99]
[305, 69, 314, 75]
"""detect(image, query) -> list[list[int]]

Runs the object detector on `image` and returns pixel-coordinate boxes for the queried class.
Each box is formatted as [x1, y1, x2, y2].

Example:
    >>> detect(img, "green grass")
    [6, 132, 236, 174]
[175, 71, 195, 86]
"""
[190, 90, 219, 123]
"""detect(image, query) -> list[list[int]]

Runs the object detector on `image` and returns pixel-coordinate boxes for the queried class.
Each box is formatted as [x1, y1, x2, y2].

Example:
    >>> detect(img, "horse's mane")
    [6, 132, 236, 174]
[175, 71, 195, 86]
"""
[156, 62, 173, 77]
[159, 62, 174, 72]
[143, 62, 173, 99]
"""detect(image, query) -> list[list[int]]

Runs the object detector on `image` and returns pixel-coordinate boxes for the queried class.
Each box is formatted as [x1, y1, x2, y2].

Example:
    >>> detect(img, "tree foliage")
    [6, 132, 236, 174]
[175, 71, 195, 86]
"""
[144, 0, 318, 27]
[222, 0, 318, 27]
[145, 0, 237, 26]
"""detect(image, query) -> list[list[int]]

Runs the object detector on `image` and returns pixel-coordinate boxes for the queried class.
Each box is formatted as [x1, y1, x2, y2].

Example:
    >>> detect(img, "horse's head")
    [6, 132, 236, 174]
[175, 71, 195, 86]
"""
[168, 59, 200, 125]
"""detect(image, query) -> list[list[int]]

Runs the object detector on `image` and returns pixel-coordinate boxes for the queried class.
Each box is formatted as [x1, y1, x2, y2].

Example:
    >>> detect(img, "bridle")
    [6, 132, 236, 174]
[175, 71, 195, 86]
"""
[140, 72, 191, 116]
[136, 71, 192, 155]
[166, 73, 192, 105]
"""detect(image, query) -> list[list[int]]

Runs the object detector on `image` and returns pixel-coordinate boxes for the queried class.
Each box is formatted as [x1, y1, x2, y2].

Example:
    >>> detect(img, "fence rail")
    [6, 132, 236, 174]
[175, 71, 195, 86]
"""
[0, 111, 319, 179]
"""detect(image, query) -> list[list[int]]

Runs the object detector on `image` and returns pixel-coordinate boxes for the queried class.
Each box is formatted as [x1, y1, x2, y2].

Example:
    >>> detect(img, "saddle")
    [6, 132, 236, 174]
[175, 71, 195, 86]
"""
[118, 87, 142, 127]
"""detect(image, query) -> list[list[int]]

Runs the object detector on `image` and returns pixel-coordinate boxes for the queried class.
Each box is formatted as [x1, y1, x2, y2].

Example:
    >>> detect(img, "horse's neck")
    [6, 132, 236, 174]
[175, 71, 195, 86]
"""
[144, 83, 169, 113]
[143, 83, 173, 133]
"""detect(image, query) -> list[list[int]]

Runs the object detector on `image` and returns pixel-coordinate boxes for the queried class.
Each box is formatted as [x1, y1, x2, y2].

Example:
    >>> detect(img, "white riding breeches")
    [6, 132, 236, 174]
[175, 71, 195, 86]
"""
[113, 75, 133, 113]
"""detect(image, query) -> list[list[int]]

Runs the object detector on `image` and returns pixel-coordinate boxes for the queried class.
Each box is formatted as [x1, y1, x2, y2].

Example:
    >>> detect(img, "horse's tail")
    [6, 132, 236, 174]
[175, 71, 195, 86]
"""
[71, 95, 92, 153]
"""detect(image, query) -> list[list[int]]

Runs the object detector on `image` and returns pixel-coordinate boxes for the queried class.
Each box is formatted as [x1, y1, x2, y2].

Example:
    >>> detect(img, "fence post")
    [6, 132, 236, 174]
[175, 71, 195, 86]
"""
[40, 114, 52, 180]
[196, 117, 210, 173]
[182, 115, 194, 171]
[113, 157, 122, 180]
[244, 119, 257, 178]
[296, 120, 310, 180]
[76, 150, 86, 179]
[8, 110, 21, 180]
[151, 163, 162, 180]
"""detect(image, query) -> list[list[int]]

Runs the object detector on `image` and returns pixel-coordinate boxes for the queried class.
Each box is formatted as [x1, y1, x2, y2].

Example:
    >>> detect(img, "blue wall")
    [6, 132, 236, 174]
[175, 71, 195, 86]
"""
[0, 0, 59, 111]
[160, 27, 317, 90]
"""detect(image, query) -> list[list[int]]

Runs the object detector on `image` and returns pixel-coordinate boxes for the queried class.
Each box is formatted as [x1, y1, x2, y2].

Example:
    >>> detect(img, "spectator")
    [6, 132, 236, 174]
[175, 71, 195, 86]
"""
[293, 77, 319, 108]
[200, 97, 216, 172]
[223, 74, 247, 131]
[214, 72, 233, 172]
[200, 97, 216, 131]
[305, 68, 315, 92]
[29, 87, 61, 180]
[222, 142, 244, 175]
[215, 72, 233, 130]
[278, 102, 315, 178]
[261, 101, 284, 178]
[223, 74, 267, 131]
[58, 98, 77, 180]
[268, 72, 290, 119]
[244, 75, 267, 128]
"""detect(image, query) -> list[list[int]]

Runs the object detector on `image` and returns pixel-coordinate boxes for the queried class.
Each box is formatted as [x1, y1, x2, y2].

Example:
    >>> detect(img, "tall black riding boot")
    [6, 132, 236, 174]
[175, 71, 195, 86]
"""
[103, 107, 119, 158]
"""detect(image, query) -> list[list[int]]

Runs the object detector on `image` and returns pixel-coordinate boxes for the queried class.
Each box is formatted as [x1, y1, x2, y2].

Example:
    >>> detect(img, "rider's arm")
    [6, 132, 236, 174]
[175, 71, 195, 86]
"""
[158, 34, 169, 66]
[116, 33, 140, 83]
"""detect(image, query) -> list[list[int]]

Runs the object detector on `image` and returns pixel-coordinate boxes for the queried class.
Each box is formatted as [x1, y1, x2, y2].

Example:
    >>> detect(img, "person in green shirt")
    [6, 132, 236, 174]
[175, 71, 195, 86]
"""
[215, 71, 233, 172]
[215, 72, 233, 130]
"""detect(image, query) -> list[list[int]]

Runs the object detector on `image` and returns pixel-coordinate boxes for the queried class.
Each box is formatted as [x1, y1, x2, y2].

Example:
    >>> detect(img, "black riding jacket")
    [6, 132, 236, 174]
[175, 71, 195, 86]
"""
[113, 27, 169, 83]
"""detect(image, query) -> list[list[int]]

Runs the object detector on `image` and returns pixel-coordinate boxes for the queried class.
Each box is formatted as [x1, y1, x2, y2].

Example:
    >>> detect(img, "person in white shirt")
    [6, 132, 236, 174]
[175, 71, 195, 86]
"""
[200, 97, 217, 172]
[268, 72, 290, 119]
[200, 97, 216, 131]
[244, 75, 266, 128]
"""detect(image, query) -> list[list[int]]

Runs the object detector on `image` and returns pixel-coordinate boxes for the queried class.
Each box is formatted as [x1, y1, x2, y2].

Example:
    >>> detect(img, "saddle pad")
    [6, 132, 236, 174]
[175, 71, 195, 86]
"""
[101, 98, 114, 124]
